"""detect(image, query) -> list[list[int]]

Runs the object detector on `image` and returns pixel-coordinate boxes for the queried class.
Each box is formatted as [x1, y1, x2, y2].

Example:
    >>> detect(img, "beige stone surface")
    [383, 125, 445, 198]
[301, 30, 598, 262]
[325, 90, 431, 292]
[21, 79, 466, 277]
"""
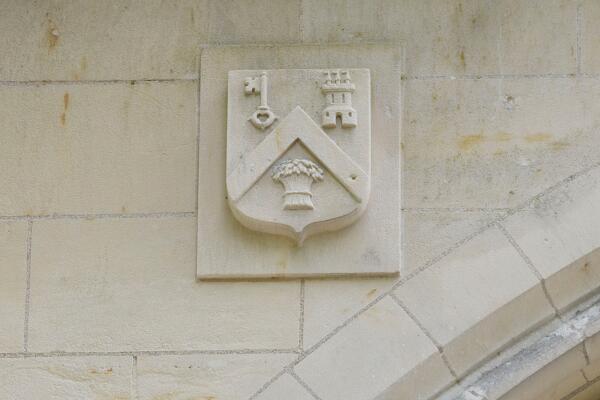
[502, 167, 600, 311]
[433, 294, 600, 400]
[584, 330, 600, 378]
[302, 278, 396, 349]
[501, 345, 588, 400]
[0, 356, 132, 399]
[207, 0, 301, 45]
[0, 221, 27, 353]
[403, 77, 600, 209]
[301, 210, 503, 349]
[0, 81, 197, 216]
[582, 0, 600, 75]
[533, 370, 589, 400]
[395, 226, 555, 376]
[570, 381, 600, 400]
[137, 353, 296, 400]
[0, 0, 304, 81]
[0, 0, 209, 81]
[584, 358, 600, 381]
[27, 217, 301, 352]
[197, 44, 401, 279]
[295, 297, 454, 400]
[1, 0, 599, 397]
[374, 355, 455, 400]
[301, 0, 576, 76]
[0, 0, 579, 80]
[403, 210, 503, 274]
[254, 373, 315, 400]
[444, 283, 552, 377]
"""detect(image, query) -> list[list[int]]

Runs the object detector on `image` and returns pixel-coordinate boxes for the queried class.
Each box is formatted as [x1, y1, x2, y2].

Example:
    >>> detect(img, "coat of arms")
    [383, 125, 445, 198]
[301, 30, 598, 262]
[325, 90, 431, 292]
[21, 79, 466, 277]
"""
[226, 69, 371, 245]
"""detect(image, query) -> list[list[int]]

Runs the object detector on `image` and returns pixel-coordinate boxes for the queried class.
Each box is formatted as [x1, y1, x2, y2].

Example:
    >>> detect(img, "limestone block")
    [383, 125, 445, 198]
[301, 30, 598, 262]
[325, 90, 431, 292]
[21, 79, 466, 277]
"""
[0, 0, 210, 81]
[500, 345, 588, 400]
[403, 210, 503, 275]
[584, 330, 600, 378]
[570, 381, 600, 400]
[301, 0, 576, 76]
[302, 278, 396, 349]
[207, 0, 301, 45]
[582, 0, 600, 75]
[197, 44, 401, 278]
[0, 0, 305, 81]
[532, 370, 588, 400]
[0, 356, 132, 399]
[395, 226, 555, 376]
[502, 167, 600, 311]
[27, 217, 300, 352]
[0, 221, 27, 352]
[136, 353, 296, 400]
[584, 358, 600, 381]
[301, 211, 503, 349]
[254, 373, 315, 400]
[435, 296, 600, 400]
[0, 81, 196, 216]
[404, 77, 600, 209]
[294, 297, 454, 400]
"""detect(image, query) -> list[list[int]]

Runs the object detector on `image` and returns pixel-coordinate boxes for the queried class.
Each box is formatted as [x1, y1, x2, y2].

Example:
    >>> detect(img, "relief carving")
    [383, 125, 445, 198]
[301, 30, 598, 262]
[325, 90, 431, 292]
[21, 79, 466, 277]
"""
[244, 71, 278, 130]
[226, 68, 371, 244]
[321, 70, 357, 129]
[272, 159, 324, 210]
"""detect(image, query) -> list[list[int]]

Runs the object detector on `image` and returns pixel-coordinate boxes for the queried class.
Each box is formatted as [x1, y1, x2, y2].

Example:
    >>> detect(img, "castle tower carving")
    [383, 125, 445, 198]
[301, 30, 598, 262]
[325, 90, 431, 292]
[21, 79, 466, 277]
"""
[321, 69, 358, 129]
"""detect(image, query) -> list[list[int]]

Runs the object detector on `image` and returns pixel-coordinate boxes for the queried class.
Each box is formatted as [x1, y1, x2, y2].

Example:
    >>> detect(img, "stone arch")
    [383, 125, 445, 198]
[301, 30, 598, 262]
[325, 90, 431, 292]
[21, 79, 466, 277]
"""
[251, 163, 600, 400]
[436, 291, 600, 400]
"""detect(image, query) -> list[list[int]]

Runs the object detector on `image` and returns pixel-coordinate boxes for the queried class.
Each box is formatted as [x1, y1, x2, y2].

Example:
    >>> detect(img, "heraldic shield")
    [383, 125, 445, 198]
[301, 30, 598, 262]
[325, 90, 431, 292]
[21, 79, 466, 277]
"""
[226, 69, 371, 245]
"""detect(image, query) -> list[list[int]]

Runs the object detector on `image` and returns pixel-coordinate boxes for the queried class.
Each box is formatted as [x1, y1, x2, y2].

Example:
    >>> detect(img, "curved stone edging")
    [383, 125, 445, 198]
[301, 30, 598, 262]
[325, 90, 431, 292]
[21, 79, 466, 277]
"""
[250, 161, 600, 400]
[436, 293, 600, 400]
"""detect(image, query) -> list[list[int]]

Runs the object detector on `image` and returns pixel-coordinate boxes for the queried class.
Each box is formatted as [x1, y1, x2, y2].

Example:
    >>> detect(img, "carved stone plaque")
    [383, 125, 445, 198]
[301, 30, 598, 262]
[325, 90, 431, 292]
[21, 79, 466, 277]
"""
[197, 44, 401, 279]
[226, 69, 371, 245]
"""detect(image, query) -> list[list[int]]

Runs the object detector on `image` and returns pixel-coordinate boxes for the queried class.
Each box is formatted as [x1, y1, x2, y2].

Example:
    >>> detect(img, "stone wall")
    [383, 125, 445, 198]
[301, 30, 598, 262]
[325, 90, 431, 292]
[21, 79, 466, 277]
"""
[2, 1, 600, 399]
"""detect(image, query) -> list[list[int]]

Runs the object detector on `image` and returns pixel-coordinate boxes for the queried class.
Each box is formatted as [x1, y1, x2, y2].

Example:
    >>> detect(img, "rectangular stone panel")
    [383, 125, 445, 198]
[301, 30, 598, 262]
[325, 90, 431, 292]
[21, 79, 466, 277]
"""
[0, 81, 197, 216]
[0, 221, 28, 352]
[197, 44, 401, 279]
[28, 217, 301, 352]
